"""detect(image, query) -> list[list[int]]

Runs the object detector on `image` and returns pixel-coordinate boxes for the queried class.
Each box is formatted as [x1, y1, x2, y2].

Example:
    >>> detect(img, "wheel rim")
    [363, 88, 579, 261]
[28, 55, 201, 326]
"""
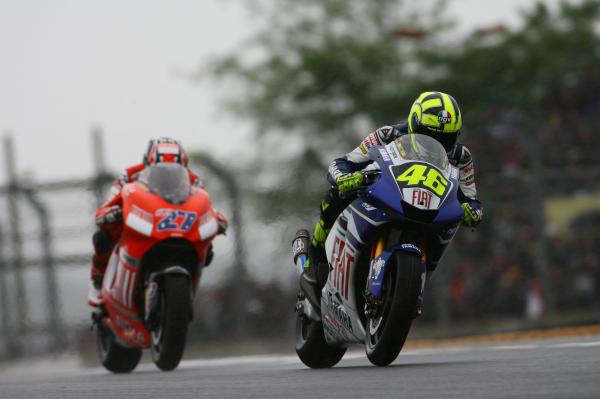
[368, 316, 383, 336]
[151, 291, 166, 355]
[97, 323, 112, 359]
[367, 264, 396, 348]
[301, 317, 309, 340]
[296, 314, 311, 347]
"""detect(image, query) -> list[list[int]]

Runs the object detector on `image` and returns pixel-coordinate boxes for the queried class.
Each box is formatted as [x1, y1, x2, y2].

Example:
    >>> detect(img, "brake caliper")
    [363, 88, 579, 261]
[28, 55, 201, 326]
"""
[364, 290, 383, 318]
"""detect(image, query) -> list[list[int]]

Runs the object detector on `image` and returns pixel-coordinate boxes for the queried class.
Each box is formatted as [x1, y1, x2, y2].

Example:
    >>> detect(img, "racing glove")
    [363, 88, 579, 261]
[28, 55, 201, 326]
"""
[215, 211, 228, 235]
[335, 172, 364, 194]
[95, 205, 123, 227]
[461, 202, 483, 228]
[204, 245, 214, 266]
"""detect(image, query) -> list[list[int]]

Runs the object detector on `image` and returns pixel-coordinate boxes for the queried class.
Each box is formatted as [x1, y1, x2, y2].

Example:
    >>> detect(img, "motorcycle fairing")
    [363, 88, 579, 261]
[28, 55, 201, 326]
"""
[101, 181, 217, 349]
[367, 244, 424, 300]
[103, 245, 150, 347]
[321, 141, 464, 347]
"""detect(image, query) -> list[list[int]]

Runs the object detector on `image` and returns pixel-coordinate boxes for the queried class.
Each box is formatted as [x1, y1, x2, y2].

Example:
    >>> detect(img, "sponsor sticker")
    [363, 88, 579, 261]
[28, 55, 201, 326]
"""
[326, 293, 354, 334]
[450, 167, 459, 180]
[371, 258, 385, 281]
[437, 110, 452, 124]
[378, 148, 391, 162]
[411, 188, 433, 208]
[401, 243, 421, 253]
[367, 132, 380, 146]
[376, 127, 392, 141]
[292, 238, 306, 257]
[361, 202, 377, 212]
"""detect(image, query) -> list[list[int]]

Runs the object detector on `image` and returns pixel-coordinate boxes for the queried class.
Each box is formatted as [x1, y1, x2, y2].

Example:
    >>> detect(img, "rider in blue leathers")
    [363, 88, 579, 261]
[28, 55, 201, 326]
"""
[303, 91, 483, 316]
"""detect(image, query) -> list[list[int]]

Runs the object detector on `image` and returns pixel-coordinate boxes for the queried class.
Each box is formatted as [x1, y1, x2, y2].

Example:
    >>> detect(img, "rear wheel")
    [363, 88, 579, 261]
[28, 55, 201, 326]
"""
[96, 322, 142, 373]
[365, 252, 422, 366]
[295, 311, 346, 368]
[150, 274, 191, 371]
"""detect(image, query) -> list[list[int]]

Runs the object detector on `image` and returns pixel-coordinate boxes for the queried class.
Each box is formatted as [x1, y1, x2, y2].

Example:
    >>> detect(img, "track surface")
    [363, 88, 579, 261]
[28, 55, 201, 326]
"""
[1, 335, 599, 399]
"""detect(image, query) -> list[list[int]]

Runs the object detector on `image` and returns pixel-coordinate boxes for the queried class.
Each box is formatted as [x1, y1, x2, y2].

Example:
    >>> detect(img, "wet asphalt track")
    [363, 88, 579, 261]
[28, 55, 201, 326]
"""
[1, 335, 599, 399]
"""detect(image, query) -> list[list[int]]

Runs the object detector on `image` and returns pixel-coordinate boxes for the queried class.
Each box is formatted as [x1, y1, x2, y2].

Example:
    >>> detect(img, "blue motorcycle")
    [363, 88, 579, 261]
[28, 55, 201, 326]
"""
[292, 133, 465, 367]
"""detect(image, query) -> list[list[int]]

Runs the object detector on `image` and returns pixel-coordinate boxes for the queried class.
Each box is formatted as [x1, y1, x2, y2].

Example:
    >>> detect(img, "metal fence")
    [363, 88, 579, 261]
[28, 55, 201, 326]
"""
[0, 132, 113, 359]
[0, 131, 253, 361]
[1, 121, 599, 361]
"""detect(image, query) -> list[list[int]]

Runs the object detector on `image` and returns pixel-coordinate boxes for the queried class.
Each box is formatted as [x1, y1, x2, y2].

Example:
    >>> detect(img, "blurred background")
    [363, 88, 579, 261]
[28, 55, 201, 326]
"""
[0, 0, 598, 364]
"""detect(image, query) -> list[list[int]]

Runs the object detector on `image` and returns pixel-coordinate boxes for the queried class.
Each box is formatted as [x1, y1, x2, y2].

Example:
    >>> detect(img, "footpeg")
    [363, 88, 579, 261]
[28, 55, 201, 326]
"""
[90, 307, 106, 330]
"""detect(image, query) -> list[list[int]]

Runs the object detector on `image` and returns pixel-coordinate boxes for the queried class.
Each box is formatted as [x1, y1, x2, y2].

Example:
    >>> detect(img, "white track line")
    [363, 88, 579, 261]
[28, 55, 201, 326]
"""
[550, 341, 600, 348]
[2, 339, 599, 378]
[179, 341, 600, 369]
[179, 339, 600, 369]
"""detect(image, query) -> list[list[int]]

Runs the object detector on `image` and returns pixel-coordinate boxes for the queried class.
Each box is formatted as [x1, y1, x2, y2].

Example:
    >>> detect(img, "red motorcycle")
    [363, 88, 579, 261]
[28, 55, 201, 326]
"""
[94, 163, 223, 372]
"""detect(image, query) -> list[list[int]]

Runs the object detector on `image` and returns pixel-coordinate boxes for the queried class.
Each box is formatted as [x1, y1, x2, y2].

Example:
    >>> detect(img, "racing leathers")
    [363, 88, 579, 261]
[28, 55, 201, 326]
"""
[310, 122, 482, 275]
[88, 163, 227, 307]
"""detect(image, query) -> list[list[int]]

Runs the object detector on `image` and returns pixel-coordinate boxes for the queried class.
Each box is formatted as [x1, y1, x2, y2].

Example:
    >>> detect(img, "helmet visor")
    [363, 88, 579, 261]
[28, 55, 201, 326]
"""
[411, 116, 458, 152]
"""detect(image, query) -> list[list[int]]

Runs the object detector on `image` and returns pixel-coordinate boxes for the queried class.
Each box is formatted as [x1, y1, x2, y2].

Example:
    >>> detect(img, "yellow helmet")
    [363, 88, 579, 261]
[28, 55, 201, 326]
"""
[407, 91, 462, 152]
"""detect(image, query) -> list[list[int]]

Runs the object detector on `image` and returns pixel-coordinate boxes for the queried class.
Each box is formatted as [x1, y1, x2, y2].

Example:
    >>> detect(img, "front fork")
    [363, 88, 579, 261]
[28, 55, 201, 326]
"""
[145, 266, 193, 330]
[364, 234, 386, 318]
[364, 230, 427, 318]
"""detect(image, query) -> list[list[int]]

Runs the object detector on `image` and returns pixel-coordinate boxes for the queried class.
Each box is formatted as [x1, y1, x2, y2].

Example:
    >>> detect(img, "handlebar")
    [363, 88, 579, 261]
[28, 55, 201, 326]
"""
[338, 170, 381, 199]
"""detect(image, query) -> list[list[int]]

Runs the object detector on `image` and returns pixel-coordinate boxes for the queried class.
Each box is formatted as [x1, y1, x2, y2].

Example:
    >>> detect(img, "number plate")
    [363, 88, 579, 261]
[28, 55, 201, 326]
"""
[391, 162, 451, 199]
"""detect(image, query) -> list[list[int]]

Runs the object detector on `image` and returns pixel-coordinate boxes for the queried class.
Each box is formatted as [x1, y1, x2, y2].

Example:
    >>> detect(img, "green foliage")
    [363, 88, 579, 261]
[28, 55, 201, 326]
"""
[209, 0, 448, 219]
[211, 0, 448, 145]
[208, 0, 600, 220]
[419, 1, 600, 127]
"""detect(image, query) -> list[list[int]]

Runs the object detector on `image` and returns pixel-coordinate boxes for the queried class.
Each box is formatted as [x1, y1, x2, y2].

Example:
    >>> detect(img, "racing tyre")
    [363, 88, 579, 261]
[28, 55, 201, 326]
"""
[365, 251, 422, 366]
[97, 321, 142, 373]
[295, 312, 346, 368]
[151, 274, 191, 371]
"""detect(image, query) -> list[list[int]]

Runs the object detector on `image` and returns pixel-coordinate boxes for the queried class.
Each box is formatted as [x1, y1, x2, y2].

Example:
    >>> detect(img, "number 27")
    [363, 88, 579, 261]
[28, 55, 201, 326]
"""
[157, 211, 197, 232]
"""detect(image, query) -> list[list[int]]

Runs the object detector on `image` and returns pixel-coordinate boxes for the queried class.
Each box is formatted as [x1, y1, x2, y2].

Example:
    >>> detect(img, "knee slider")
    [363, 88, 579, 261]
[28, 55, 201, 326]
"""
[312, 219, 328, 247]
[93, 230, 111, 255]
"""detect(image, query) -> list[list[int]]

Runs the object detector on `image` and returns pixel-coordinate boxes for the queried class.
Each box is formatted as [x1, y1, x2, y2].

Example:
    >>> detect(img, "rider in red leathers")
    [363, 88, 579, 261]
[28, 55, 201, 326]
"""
[87, 137, 228, 307]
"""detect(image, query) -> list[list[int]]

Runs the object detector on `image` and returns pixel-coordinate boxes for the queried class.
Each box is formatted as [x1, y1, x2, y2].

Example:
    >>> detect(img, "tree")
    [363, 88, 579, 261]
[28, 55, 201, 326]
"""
[207, 0, 600, 218]
[208, 0, 450, 219]
[419, 1, 600, 130]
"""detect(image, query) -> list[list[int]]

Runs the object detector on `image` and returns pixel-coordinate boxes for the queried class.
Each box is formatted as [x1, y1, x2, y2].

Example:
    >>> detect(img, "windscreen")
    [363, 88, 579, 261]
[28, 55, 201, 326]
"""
[139, 163, 191, 204]
[394, 134, 449, 172]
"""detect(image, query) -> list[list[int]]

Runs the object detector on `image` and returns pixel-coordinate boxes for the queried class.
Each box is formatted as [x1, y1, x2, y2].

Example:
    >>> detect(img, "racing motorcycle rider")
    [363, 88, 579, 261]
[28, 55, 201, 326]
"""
[302, 91, 483, 316]
[87, 137, 228, 307]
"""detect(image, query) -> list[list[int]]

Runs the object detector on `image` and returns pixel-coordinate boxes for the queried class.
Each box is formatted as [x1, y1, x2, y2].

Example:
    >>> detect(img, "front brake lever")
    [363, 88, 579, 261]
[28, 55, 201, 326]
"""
[362, 170, 381, 186]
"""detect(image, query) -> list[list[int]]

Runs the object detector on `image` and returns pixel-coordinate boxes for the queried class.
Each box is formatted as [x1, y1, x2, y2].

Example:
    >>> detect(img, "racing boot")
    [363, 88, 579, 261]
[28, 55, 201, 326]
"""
[293, 230, 326, 317]
[87, 276, 103, 308]
[88, 229, 115, 308]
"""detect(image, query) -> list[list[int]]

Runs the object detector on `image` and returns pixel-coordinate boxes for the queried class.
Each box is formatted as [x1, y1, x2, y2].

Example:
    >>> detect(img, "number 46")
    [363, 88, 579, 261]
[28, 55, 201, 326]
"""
[397, 164, 448, 196]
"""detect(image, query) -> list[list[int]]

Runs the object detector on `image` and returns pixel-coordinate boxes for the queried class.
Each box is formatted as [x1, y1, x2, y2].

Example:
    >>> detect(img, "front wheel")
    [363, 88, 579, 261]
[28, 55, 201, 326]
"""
[365, 251, 422, 366]
[150, 274, 192, 371]
[96, 321, 142, 373]
[295, 311, 346, 368]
